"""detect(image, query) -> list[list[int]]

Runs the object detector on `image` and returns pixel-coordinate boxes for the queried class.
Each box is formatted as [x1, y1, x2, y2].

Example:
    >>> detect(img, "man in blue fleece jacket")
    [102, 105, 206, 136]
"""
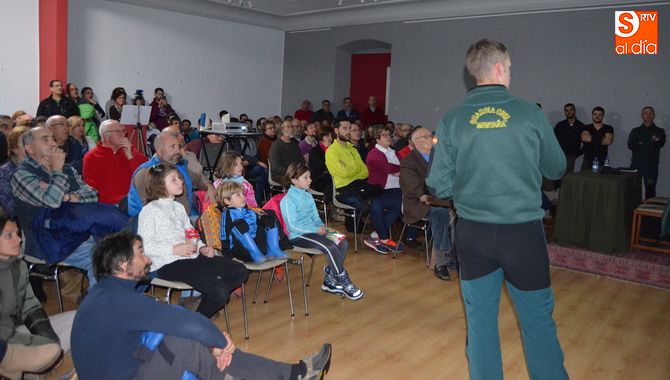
[71, 231, 331, 380]
[427, 39, 568, 380]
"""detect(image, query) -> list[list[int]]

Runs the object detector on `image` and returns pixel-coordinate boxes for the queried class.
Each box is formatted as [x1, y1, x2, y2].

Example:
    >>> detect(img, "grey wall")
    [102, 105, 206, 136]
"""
[0, 0, 39, 115]
[282, 5, 670, 194]
[68, 0, 284, 124]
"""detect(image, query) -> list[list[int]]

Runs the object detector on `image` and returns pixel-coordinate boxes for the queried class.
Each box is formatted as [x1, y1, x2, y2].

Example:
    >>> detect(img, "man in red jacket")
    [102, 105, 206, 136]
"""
[83, 120, 147, 204]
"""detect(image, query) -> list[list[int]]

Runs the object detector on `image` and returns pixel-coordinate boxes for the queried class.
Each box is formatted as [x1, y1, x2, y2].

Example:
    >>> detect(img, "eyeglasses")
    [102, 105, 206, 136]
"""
[380, 132, 391, 138]
[401, 128, 411, 133]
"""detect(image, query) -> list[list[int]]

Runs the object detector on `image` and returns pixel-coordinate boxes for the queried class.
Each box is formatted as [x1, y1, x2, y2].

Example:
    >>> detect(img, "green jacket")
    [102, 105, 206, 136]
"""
[0, 257, 59, 345]
[427, 85, 565, 224]
[627, 124, 666, 164]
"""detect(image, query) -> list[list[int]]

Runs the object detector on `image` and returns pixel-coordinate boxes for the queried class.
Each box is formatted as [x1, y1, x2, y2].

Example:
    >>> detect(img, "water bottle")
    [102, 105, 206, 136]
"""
[604, 157, 610, 167]
[592, 157, 599, 174]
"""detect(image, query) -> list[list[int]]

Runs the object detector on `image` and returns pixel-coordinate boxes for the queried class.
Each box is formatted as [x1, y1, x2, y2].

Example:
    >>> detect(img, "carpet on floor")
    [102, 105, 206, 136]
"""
[547, 243, 670, 290]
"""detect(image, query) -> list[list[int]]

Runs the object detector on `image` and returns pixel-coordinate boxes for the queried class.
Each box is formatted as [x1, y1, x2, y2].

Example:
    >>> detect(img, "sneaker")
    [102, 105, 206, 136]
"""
[321, 267, 344, 295]
[364, 236, 389, 254]
[336, 273, 364, 301]
[380, 239, 405, 252]
[298, 343, 332, 380]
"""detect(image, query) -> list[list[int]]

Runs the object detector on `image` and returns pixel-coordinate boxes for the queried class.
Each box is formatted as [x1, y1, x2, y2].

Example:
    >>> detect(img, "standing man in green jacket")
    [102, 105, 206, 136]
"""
[627, 106, 666, 199]
[427, 39, 568, 380]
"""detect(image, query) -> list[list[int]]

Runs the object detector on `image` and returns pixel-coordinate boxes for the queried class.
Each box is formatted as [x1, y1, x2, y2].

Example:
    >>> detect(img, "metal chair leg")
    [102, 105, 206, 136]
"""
[298, 256, 308, 316]
[353, 210, 358, 252]
[285, 262, 294, 317]
[424, 224, 431, 266]
[54, 267, 64, 313]
[252, 270, 263, 304]
[223, 304, 231, 335]
[264, 267, 275, 303]
[306, 255, 317, 287]
[393, 224, 408, 259]
[241, 282, 249, 339]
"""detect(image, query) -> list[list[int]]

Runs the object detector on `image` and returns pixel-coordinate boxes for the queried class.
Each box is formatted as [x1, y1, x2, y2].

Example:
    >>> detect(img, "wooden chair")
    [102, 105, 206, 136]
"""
[23, 255, 83, 313]
[630, 203, 670, 254]
[643, 196, 669, 205]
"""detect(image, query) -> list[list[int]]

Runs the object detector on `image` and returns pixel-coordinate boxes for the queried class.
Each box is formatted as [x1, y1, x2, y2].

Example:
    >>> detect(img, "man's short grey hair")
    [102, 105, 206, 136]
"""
[21, 127, 40, 147]
[465, 38, 509, 82]
[280, 121, 292, 136]
[154, 130, 179, 150]
[45, 115, 66, 129]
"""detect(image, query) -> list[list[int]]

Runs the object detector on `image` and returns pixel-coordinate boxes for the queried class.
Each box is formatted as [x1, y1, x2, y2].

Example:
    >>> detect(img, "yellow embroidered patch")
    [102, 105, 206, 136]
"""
[470, 107, 510, 129]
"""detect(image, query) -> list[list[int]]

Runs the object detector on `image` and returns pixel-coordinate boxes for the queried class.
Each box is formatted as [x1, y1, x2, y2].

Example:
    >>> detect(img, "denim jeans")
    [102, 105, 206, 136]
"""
[369, 188, 402, 240]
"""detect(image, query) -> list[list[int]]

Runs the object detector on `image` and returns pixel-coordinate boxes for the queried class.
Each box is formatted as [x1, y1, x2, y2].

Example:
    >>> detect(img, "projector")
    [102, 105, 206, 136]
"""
[211, 122, 253, 134]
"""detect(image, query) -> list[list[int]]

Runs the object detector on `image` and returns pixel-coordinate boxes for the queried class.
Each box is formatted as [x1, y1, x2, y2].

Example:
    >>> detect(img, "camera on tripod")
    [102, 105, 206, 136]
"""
[132, 89, 145, 105]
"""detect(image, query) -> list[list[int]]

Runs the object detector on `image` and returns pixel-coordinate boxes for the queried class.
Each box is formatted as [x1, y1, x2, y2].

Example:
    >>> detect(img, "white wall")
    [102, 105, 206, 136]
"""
[0, 0, 40, 116]
[68, 0, 284, 123]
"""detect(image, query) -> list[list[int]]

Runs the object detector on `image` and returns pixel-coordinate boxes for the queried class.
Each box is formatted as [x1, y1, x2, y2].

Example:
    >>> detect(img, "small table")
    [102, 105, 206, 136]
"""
[552, 170, 642, 253]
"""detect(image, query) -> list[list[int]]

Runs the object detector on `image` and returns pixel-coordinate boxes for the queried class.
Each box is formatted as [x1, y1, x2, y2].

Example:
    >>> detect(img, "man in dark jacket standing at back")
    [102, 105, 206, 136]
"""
[36, 80, 80, 118]
[427, 39, 568, 380]
[553, 102, 584, 187]
[628, 106, 666, 199]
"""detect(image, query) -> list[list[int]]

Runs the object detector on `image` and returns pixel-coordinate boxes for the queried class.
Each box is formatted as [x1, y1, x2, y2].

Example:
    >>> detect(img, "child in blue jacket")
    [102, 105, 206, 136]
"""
[217, 182, 288, 264]
[280, 162, 363, 301]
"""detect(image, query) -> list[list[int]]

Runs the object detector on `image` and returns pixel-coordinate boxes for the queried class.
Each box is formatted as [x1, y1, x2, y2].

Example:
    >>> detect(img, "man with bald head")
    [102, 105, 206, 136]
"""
[83, 120, 147, 204]
[127, 130, 216, 216]
[11, 127, 99, 286]
[360, 96, 386, 129]
[46, 115, 85, 173]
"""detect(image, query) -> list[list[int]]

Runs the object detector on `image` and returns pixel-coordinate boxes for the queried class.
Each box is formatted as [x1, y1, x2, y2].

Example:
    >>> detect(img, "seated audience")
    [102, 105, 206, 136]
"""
[108, 88, 127, 122]
[218, 181, 289, 264]
[36, 80, 79, 118]
[226, 134, 268, 207]
[71, 231, 332, 380]
[214, 151, 259, 208]
[0, 215, 74, 379]
[257, 119, 277, 166]
[312, 99, 334, 124]
[325, 121, 375, 233]
[164, 124, 205, 178]
[150, 96, 176, 131]
[83, 120, 148, 205]
[294, 99, 314, 123]
[78, 86, 106, 124]
[349, 122, 368, 162]
[291, 118, 304, 141]
[281, 162, 363, 300]
[0, 126, 29, 216]
[308, 126, 334, 202]
[46, 115, 85, 174]
[128, 130, 216, 217]
[392, 123, 412, 151]
[67, 116, 90, 156]
[0, 115, 13, 136]
[336, 97, 360, 123]
[299, 122, 318, 161]
[360, 96, 385, 129]
[269, 120, 305, 184]
[11, 127, 99, 287]
[580, 106, 614, 170]
[137, 164, 247, 318]
[400, 127, 457, 280]
[365, 124, 404, 253]
[66, 83, 80, 104]
[150, 87, 165, 107]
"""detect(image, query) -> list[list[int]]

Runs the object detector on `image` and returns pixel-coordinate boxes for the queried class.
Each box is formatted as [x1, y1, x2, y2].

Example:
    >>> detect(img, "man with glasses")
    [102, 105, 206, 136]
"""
[83, 120, 147, 204]
[400, 127, 456, 280]
[392, 123, 413, 151]
[36, 80, 80, 118]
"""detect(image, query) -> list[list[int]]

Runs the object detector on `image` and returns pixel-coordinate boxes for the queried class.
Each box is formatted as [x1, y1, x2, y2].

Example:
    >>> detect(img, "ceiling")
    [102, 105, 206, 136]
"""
[106, 0, 668, 31]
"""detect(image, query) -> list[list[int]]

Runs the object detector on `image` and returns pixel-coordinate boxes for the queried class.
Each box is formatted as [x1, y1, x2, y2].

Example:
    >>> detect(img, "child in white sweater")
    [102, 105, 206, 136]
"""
[137, 163, 247, 318]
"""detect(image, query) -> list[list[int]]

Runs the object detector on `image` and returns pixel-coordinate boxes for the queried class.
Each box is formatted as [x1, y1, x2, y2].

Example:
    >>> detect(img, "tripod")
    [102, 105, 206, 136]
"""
[128, 102, 150, 157]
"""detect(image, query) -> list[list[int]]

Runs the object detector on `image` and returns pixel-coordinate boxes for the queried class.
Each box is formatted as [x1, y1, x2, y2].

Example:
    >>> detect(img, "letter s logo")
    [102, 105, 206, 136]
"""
[615, 11, 639, 38]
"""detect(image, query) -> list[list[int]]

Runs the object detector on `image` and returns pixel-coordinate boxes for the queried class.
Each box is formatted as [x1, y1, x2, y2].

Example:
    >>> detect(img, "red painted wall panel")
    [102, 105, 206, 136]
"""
[350, 53, 391, 117]
[39, 0, 68, 99]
